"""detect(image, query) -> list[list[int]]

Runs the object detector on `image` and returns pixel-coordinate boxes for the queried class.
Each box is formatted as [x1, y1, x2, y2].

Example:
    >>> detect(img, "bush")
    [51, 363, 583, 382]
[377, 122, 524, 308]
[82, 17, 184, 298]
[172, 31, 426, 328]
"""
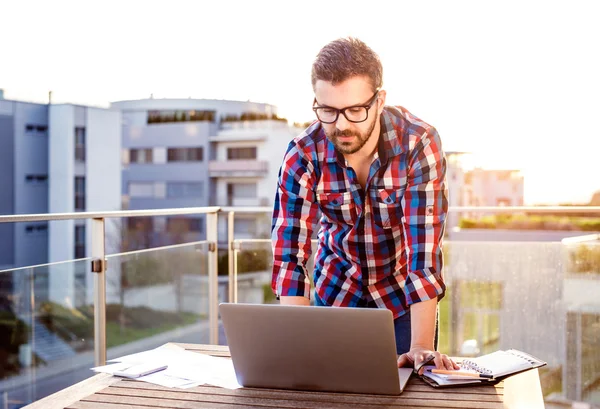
[39, 302, 92, 341]
[458, 215, 600, 232]
[0, 311, 28, 379]
[568, 245, 600, 274]
[218, 249, 271, 276]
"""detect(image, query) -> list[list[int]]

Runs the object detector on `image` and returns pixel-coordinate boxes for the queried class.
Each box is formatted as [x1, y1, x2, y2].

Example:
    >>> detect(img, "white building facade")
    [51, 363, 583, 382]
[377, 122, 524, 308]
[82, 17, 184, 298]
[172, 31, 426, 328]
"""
[0, 95, 121, 310]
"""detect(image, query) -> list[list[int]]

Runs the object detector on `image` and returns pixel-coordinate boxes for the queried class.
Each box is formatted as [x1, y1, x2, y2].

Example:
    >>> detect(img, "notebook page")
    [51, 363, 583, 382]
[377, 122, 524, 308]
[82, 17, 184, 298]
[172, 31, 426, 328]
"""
[461, 350, 533, 378]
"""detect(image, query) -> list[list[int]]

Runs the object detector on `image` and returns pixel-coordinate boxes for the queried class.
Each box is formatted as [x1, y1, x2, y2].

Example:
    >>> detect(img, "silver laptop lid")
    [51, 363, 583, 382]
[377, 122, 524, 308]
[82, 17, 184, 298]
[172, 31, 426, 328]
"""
[220, 303, 409, 395]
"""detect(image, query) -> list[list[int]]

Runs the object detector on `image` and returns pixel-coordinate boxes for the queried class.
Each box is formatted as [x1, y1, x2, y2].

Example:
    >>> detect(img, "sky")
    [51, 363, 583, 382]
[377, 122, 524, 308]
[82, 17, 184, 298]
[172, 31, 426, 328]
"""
[1, 0, 599, 205]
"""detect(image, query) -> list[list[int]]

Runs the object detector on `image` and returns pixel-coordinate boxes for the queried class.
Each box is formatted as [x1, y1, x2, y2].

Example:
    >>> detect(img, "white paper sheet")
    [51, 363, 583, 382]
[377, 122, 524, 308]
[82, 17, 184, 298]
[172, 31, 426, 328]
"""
[94, 346, 241, 390]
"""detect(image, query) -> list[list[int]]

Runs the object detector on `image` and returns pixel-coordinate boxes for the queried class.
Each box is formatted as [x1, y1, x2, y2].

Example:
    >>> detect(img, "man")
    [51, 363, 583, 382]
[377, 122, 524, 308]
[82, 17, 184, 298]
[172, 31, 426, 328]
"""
[271, 37, 458, 373]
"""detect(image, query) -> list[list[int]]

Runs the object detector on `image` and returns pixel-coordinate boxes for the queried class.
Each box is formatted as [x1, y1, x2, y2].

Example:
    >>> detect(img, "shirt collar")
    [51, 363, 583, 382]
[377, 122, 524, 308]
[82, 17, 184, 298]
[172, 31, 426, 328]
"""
[377, 108, 405, 165]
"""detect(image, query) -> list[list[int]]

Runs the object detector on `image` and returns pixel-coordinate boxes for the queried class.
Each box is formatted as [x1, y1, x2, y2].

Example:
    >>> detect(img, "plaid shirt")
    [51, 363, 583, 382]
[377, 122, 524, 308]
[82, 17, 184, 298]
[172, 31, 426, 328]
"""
[271, 106, 448, 319]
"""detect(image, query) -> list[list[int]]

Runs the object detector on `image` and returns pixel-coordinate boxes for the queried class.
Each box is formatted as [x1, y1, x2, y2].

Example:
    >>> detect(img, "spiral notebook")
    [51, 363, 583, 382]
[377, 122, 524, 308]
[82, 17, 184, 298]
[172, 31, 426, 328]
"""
[420, 349, 546, 388]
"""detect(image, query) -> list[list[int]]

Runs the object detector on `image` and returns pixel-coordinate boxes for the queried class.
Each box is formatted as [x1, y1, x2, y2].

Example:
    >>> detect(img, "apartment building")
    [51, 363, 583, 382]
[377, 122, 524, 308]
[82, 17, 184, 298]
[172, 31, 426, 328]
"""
[446, 151, 525, 231]
[112, 98, 295, 246]
[0, 94, 121, 309]
[447, 152, 524, 207]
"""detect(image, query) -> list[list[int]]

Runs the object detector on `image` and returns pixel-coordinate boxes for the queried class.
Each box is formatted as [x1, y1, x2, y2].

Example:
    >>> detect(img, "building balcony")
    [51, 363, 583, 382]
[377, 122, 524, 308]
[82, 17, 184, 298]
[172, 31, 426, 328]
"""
[208, 160, 269, 177]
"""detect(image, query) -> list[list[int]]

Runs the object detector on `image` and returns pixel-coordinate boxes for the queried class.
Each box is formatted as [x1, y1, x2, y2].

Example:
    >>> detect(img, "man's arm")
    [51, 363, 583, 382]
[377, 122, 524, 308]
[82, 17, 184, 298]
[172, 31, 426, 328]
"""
[271, 139, 319, 302]
[396, 126, 458, 372]
[279, 296, 310, 306]
[409, 297, 437, 352]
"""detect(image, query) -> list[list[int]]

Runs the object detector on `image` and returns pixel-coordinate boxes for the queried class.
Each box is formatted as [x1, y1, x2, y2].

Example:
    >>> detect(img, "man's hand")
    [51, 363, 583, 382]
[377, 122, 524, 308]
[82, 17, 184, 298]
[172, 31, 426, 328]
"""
[397, 347, 459, 375]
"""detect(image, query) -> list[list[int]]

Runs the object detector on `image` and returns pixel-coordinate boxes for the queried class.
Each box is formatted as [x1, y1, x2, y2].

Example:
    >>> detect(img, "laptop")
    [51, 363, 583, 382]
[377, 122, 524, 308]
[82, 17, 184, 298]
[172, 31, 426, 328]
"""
[219, 303, 412, 395]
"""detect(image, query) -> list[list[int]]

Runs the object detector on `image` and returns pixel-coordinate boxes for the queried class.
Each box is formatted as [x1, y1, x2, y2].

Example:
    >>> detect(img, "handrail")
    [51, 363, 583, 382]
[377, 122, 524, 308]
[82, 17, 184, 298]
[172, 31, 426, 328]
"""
[106, 240, 209, 258]
[218, 205, 600, 215]
[1, 206, 598, 225]
[0, 207, 222, 223]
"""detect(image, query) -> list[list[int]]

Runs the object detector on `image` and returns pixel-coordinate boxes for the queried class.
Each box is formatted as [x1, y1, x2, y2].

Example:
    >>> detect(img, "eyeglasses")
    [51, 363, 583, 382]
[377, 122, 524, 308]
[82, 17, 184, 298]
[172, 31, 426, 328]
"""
[312, 90, 380, 124]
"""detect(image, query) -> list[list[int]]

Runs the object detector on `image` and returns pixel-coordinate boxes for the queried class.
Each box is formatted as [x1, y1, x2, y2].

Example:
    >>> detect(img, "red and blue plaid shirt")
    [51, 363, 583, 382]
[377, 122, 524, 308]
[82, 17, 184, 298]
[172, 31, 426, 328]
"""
[271, 106, 448, 318]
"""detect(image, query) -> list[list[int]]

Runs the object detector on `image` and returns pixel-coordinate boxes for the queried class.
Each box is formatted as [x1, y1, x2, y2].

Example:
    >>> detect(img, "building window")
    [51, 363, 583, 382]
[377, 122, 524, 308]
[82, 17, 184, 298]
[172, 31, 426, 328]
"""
[75, 127, 86, 161]
[75, 177, 86, 211]
[227, 183, 257, 199]
[74, 225, 85, 258]
[25, 124, 48, 134]
[25, 174, 48, 182]
[166, 182, 203, 199]
[167, 147, 203, 162]
[129, 182, 155, 198]
[147, 110, 215, 124]
[25, 223, 48, 234]
[167, 217, 203, 234]
[227, 147, 257, 160]
[130, 148, 153, 164]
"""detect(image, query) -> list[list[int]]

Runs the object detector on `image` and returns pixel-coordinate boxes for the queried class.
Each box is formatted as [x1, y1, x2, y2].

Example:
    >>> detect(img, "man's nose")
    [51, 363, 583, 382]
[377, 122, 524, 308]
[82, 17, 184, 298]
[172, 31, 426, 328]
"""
[335, 112, 352, 131]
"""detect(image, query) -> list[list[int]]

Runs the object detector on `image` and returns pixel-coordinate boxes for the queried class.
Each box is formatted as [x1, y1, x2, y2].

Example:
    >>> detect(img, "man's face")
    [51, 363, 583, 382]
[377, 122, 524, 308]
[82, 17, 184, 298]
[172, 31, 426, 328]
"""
[314, 76, 384, 155]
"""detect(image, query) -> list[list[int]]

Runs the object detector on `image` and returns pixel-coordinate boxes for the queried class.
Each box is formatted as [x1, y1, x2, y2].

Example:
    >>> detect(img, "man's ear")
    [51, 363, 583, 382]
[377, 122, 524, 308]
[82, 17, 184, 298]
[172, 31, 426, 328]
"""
[377, 89, 387, 114]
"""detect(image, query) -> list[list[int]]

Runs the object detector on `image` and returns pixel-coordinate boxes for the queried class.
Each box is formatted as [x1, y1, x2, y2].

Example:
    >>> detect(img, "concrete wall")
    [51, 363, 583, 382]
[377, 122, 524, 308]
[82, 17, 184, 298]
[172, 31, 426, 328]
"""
[48, 105, 76, 306]
[13, 102, 49, 267]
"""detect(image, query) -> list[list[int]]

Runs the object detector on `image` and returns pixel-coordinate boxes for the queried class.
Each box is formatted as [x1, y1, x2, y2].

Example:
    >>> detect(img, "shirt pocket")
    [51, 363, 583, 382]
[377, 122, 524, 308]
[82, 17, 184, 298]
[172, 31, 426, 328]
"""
[370, 188, 404, 229]
[317, 191, 357, 226]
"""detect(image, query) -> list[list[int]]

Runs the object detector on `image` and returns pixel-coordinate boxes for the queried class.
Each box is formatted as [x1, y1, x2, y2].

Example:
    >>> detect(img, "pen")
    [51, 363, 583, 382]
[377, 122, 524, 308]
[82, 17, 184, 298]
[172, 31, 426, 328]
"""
[430, 369, 493, 379]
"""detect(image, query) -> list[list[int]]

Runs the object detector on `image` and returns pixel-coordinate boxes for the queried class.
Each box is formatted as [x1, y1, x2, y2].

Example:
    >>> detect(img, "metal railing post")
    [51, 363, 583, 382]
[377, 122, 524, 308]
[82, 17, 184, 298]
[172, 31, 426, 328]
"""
[92, 217, 107, 366]
[233, 244, 239, 303]
[227, 211, 237, 303]
[206, 211, 219, 344]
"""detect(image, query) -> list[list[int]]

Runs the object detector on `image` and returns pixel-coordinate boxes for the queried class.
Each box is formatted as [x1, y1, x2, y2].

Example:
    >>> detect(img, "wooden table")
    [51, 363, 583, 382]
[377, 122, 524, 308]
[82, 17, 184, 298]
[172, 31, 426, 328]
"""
[24, 343, 545, 409]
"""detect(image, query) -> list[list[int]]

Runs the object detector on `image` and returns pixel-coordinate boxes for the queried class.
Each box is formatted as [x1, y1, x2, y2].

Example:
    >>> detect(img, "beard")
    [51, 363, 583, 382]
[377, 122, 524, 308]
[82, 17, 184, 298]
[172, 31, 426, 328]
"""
[325, 116, 377, 155]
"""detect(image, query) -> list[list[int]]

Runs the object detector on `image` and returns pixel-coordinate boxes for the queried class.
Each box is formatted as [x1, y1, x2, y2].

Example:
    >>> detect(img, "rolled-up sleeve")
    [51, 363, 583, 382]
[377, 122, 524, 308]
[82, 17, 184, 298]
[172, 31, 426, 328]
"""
[271, 141, 319, 298]
[401, 126, 448, 306]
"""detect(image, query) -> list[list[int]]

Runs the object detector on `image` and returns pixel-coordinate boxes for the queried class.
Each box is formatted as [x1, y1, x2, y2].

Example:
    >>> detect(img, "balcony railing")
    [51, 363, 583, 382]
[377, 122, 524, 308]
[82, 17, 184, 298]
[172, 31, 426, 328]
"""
[0, 205, 599, 408]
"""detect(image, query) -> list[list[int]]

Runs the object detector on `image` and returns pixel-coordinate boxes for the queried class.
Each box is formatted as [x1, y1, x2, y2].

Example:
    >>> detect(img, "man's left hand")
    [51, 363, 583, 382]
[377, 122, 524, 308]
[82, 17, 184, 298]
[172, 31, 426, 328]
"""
[397, 347, 459, 375]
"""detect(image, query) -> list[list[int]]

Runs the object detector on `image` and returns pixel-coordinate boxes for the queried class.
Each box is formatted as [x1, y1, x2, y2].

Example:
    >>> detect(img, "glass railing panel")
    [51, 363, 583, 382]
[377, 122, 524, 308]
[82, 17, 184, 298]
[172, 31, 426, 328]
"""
[446, 240, 600, 405]
[104, 241, 211, 356]
[227, 239, 318, 306]
[562, 240, 600, 404]
[0, 259, 94, 409]
[229, 239, 274, 304]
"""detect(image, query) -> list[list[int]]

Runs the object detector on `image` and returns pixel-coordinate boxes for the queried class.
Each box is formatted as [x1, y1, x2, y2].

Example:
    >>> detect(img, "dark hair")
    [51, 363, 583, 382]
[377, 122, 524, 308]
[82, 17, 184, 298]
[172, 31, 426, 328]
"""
[311, 37, 383, 91]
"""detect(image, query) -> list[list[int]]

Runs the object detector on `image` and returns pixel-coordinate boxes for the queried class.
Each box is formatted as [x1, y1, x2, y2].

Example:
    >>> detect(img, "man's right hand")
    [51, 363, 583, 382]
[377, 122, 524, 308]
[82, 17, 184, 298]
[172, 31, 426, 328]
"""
[279, 296, 310, 306]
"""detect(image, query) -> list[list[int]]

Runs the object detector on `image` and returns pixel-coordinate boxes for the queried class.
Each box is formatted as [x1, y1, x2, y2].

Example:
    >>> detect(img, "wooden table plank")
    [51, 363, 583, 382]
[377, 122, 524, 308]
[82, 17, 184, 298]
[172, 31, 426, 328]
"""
[96, 383, 505, 409]
[24, 372, 122, 409]
[111, 380, 505, 404]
